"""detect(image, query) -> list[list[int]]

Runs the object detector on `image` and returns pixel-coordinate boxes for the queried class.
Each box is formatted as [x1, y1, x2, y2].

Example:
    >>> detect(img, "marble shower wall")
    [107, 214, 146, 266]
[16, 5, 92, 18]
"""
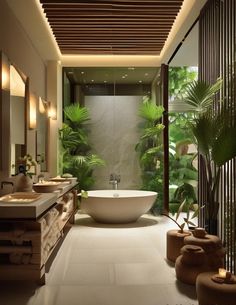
[85, 96, 143, 190]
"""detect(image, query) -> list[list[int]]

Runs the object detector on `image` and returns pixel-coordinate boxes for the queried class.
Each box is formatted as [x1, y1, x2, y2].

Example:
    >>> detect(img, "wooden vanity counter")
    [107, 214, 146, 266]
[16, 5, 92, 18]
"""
[0, 181, 78, 284]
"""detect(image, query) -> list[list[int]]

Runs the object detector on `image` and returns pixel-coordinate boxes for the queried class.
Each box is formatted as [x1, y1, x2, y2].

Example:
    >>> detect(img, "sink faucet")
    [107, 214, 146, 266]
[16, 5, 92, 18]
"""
[38, 174, 44, 183]
[109, 173, 120, 190]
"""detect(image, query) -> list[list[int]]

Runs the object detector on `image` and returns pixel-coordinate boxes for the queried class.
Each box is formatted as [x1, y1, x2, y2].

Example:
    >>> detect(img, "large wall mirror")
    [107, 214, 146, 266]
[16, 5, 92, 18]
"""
[10, 65, 27, 175]
[1, 51, 49, 176]
[0, 51, 28, 176]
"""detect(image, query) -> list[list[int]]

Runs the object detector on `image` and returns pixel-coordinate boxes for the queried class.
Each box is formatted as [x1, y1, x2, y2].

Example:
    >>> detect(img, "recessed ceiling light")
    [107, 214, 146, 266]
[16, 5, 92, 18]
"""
[122, 76, 126, 79]
[128, 67, 135, 70]
[68, 71, 73, 75]
[144, 73, 149, 76]
[139, 80, 142, 83]
[91, 80, 94, 82]
[104, 80, 107, 83]
[125, 74, 128, 77]
[81, 71, 85, 74]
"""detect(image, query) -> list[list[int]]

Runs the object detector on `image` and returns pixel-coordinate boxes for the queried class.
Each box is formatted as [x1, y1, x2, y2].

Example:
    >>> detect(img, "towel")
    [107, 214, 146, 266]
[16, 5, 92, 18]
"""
[9, 253, 22, 264]
[22, 254, 31, 265]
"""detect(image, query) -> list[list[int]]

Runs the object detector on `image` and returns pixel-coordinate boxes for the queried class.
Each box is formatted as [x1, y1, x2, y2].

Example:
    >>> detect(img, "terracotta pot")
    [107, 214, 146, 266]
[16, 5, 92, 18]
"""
[193, 227, 207, 238]
[181, 245, 206, 266]
[166, 229, 191, 262]
[15, 174, 33, 192]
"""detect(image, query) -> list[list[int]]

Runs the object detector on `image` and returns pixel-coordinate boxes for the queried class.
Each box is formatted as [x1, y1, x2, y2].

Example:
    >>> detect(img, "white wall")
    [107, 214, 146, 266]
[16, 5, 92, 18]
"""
[85, 96, 143, 190]
[0, 1, 47, 182]
[0, 1, 46, 97]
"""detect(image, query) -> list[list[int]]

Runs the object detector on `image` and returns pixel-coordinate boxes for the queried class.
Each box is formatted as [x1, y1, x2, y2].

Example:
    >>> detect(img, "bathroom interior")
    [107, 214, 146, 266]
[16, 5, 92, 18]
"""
[0, 0, 236, 305]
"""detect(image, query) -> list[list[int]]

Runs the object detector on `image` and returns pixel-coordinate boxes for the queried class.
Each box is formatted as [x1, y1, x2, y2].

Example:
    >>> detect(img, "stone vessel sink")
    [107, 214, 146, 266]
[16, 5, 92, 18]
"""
[50, 176, 77, 183]
[0, 192, 41, 203]
[33, 181, 61, 193]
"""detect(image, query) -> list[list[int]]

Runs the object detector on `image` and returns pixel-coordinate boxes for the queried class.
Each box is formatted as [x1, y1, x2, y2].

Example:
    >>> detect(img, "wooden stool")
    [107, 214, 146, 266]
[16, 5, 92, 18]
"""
[196, 272, 236, 305]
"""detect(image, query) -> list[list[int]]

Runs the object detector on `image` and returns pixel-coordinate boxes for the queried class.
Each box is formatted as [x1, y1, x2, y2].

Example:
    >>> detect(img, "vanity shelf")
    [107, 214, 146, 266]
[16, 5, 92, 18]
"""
[0, 181, 78, 284]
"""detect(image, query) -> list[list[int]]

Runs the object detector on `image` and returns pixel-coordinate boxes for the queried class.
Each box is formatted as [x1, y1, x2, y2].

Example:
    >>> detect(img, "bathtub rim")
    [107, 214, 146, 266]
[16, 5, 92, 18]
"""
[84, 190, 158, 199]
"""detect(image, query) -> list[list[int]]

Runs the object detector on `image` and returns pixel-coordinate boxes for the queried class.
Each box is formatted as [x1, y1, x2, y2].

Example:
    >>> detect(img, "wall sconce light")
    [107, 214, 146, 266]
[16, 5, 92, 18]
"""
[1, 63, 10, 91]
[47, 102, 57, 120]
[29, 93, 37, 129]
[39, 96, 47, 114]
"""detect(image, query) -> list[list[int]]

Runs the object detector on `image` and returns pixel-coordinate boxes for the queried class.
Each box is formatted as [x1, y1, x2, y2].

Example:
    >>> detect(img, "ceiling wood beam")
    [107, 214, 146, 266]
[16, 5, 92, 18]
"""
[39, 0, 184, 55]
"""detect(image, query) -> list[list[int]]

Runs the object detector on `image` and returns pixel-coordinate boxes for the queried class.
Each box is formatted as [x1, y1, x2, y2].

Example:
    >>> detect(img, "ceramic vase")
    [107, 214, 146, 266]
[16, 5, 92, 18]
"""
[15, 173, 33, 192]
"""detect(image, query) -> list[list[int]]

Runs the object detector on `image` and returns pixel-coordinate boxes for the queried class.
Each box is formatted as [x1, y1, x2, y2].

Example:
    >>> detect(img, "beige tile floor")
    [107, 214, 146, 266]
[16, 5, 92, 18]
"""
[0, 214, 198, 305]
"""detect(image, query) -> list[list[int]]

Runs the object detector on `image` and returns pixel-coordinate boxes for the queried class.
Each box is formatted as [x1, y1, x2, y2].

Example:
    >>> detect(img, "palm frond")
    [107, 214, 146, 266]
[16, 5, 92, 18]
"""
[72, 154, 105, 168]
[72, 155, 87, 165]
[141, 124, 165, 139]
[59, 124, 81, 149]
[145, 145, 163, 155]
[191, 115, 214, 156]
[140, 152, 154, 167]
[184, 79, 222, 113]
[139, 101, 164, 122]
[64, 104, 90, 125]
[212, 126, 236, 166]
[86, 154, 106, 167]
[176, 199, 187, 221]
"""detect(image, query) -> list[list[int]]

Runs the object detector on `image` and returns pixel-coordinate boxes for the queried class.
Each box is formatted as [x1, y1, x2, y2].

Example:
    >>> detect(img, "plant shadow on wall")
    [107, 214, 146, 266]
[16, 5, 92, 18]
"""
[59, 104, 105, 190]
[182, 78, 236, 234]
[135, 99, 164, 213]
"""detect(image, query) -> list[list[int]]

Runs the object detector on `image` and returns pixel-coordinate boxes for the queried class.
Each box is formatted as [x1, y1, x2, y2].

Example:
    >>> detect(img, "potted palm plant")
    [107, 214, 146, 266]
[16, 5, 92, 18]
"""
[163, 199, 199, 262]
[183, 79, 236, 234]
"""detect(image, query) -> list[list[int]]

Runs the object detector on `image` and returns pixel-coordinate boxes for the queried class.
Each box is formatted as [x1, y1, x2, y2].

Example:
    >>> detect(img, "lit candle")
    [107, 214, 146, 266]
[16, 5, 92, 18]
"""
[218, 268, 227, 278]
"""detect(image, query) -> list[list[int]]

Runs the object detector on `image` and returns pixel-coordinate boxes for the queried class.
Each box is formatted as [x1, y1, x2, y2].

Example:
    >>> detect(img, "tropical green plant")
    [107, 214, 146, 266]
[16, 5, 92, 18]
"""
[183, 78, 236, 233]
[59, 103, 105, 190]
[169, 140, 198, 213]
[135, 99, 164, 213]
[168, 67, 198, 213]
[163, 199, 199, 233]
[169, 66, 198, 100]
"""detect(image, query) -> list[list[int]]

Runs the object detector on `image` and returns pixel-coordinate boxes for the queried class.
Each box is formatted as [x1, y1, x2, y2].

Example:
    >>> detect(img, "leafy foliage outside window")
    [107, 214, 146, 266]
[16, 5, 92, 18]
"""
[59, 104, 105, 190]
[168, 67, 198, 213]
[169, 66, 198, 101]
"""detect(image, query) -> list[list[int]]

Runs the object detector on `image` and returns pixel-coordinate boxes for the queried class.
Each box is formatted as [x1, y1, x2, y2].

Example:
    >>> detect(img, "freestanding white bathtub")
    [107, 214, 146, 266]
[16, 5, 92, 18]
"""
[80, 190, 157, 224]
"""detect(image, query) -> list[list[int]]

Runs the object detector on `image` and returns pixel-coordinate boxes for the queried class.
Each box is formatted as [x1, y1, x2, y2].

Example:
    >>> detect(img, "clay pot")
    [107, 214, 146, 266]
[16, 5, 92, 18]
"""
[175, 254, 209, 285]
[184, 234, 225, 269]
[15, 174, 33, 192]
[166, 229, 191, 262]
[193, 227, 207, 238]
[181, 245, 206, 266]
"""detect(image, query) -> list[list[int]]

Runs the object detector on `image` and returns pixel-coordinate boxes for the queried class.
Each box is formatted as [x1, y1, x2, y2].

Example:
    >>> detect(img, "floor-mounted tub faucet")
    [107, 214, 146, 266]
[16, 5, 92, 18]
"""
[109, 174, 120, 190]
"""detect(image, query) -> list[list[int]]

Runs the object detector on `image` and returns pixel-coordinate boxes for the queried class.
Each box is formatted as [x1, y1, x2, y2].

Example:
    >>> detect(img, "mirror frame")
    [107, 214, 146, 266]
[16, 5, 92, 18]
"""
[0, 51, 29, 176]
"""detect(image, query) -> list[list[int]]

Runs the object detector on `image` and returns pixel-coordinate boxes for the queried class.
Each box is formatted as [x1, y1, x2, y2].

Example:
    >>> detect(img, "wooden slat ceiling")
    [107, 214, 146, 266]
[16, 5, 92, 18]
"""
[40, 0, 184, 55]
